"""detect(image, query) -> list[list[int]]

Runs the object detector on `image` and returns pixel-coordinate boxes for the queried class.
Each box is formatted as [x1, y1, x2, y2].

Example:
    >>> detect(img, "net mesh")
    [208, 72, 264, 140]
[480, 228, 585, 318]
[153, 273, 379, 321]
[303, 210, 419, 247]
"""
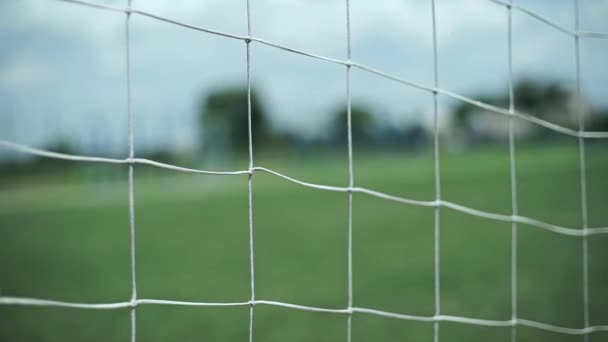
[1, 0, 608, 341]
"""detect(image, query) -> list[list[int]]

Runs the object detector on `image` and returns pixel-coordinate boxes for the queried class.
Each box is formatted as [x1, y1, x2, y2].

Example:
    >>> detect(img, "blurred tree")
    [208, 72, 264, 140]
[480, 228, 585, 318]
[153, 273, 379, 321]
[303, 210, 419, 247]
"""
[37, 140, 77, 167]
[453, 79, 575, 125]
[451, 78, 579, 143]
[515, 79, 572, 123]
[329, 104, 377, 146]
[587, 109, 608, 132]
[199, 86, 268, 157]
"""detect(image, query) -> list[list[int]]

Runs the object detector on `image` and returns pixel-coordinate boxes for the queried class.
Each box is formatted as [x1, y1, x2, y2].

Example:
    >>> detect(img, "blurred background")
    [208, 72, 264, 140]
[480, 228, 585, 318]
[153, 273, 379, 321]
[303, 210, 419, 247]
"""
[1, 0, 607, 341]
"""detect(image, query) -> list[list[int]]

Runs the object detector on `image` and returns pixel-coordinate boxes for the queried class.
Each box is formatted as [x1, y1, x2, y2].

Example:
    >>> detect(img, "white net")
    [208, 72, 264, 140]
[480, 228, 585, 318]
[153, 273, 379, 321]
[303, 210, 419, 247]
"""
[1, 0, 608, 341]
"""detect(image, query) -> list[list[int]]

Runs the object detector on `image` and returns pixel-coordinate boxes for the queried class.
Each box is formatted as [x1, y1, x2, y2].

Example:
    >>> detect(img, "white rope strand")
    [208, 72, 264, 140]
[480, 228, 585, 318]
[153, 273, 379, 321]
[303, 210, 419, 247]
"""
[57, 0, 608, 40]
[344, 1, 354, 341]
[245, 1, 255, 341]
[0, 140, 126, 164]
[125, 1, 137, 341]
[2, 296, 608, 335]
[506, 2, 518, 342]
[2, 139, 607, 237]
[573, 2, 590, 341]
[431, 1, 441, 342]
[132, 158, 250, 175]
[488, 0, 608, 39]
[349, 62, 608, 139]
[579, 31, 608, 38]
[2, 139, 607, 236]
[134, 9, 244, 41]
[57, 0, 125, 13]
[0, 297, 133, 309]
[0, 140, 250, 175]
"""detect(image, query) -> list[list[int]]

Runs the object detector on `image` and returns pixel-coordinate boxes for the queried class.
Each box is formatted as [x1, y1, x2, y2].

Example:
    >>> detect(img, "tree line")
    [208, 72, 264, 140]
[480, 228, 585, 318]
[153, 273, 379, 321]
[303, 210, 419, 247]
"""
[2, 78, 607, 175]
[200, 79, 608, 158]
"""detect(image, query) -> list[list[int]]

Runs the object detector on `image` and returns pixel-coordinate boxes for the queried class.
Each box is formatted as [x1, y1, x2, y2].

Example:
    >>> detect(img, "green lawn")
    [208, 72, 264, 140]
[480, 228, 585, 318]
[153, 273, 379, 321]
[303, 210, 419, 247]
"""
[1, 143, 607, 341]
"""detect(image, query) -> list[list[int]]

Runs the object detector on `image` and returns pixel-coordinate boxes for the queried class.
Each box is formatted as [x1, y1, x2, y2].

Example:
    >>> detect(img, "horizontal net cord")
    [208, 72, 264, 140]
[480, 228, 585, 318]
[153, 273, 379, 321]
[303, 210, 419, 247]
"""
[0, 296, 249, 309]
[2, 139, 608, 236]
[0, 140, 249, 176]
[57, 0, 125, 14]
[54, 0, 608, 139]
[489, 0, 608, 39]
[58, 0, 608, 40]
[349, 63, 608, 139]
[2, 296, 607, 335]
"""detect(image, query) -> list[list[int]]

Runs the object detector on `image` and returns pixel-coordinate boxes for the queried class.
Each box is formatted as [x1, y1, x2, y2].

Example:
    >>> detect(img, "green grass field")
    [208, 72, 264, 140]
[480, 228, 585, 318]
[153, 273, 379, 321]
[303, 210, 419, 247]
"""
[1, 143, 607, 341]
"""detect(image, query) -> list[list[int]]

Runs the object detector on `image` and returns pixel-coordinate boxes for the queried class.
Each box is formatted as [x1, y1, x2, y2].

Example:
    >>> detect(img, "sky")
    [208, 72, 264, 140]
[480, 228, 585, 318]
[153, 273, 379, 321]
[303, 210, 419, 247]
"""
[0, 0, 607, 157]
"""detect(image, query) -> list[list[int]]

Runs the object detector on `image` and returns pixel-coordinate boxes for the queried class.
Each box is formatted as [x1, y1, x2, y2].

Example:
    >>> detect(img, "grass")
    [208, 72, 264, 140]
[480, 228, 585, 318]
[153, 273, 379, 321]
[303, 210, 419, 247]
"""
[1, 143, 607, 341]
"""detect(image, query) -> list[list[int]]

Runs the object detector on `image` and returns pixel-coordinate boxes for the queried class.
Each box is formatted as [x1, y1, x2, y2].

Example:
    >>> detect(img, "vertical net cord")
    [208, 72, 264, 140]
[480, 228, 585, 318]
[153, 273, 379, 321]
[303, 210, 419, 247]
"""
[125, 1, 137, 341]
[345, 1, 354, 341]
[506, 2, 518, 342]
[573, 1, 590, 341]
[246, 0, 255, 341]
[431, 1, 441, 342]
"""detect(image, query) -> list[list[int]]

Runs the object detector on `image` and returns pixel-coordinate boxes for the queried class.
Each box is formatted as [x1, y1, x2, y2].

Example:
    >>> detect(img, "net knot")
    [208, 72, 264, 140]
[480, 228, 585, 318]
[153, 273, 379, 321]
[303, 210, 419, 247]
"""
[345, 60, 352, 68]
[248, 300, 255, 308]
[130, 299, 137, 308]
[245, 36, 252, 44]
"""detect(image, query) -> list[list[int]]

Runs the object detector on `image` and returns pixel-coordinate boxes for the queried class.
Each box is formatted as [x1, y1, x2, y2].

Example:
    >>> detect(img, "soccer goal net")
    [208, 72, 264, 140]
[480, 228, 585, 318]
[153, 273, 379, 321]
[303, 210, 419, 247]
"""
[1, 0, 608, 341]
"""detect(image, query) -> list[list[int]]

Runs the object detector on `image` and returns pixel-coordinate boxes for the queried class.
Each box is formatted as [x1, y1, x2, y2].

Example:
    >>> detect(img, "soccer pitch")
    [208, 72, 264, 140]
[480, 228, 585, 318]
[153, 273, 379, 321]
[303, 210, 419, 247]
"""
[1, 144, 607, 342]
